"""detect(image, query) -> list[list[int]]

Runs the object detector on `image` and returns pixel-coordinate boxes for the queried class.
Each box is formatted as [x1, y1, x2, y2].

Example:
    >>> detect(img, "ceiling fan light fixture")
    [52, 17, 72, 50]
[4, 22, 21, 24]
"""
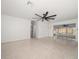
[25, 0, 34, 7]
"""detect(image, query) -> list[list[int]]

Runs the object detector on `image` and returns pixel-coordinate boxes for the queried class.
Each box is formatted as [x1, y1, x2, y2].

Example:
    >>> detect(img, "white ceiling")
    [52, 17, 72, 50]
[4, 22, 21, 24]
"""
[1, 0, 78, 20]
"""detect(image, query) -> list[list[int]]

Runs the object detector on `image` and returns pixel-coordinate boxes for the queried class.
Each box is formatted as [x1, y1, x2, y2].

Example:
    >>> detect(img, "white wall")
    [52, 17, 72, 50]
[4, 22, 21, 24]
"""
[1, 14, 78, 42]
[1, 14, 50, 42]
[1, 14, 31, 43]
[49, 19, 78, 41]
[36, 21, 50, 38]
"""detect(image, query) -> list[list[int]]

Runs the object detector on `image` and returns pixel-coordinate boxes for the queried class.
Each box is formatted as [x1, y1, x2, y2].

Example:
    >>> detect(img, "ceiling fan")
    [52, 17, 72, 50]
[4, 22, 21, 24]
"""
[33, 11, 57, 22]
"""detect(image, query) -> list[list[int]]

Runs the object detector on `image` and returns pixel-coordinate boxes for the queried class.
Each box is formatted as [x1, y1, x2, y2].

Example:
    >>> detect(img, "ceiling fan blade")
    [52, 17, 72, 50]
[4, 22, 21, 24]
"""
[32, 18, 38, 19]
[35, 14, 42, 17]
[46, 11, 48, 15]
[32, 18, 40, 19]
[43, 11, 48, 17]
[48, 18, 55, 20]
[47, 14, 56, 18]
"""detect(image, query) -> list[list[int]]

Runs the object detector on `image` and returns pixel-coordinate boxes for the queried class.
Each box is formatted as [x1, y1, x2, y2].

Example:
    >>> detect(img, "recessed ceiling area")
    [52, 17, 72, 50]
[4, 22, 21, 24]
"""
[1, 0, 78, 20]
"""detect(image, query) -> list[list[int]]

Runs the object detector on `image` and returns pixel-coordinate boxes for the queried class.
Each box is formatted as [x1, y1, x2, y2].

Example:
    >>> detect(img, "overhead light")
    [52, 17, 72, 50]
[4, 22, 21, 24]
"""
[27, 0, 33, 6]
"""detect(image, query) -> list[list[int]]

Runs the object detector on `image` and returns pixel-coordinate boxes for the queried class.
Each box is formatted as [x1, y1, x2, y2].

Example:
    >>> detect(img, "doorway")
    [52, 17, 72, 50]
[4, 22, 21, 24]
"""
[31, 20, 37, 38]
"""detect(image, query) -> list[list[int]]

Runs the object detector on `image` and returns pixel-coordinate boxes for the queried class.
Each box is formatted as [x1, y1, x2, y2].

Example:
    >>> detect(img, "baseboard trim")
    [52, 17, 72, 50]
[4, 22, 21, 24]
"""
[1, 38, 30, 43]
